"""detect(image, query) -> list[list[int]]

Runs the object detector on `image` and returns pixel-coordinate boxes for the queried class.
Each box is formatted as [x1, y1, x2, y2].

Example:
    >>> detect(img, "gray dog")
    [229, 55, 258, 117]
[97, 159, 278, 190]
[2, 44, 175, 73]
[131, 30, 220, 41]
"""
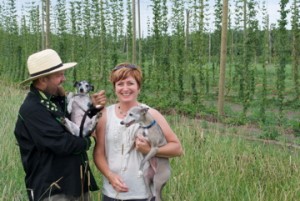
[120, 105, 171, 201]
[63, 80, 99, 137]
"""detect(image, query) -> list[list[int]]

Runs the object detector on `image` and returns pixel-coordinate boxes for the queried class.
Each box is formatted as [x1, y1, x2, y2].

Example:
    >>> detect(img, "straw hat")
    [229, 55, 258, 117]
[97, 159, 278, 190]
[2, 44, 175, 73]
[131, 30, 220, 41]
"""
[20, 49, 77, 85]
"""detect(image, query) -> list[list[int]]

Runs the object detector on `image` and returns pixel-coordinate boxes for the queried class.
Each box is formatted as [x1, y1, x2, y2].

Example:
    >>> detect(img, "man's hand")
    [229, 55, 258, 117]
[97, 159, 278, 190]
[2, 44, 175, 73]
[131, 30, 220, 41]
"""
[91, 90, 106, 109]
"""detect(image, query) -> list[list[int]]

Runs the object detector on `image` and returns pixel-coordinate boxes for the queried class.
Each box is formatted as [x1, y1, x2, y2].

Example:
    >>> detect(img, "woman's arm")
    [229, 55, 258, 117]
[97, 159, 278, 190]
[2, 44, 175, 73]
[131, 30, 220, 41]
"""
[93, 108, 110, 177]
[135, 108, 183, 158]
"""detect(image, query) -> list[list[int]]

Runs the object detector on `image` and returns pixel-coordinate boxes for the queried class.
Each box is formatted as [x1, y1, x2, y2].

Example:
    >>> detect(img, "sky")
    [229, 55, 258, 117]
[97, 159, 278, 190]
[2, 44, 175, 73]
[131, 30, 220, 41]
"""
[15, 0, 290, 34]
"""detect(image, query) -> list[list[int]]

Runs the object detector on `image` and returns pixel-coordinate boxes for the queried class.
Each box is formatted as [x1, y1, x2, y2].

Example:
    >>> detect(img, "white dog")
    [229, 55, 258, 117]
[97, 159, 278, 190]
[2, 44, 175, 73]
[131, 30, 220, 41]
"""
[63, 80, 99, 137]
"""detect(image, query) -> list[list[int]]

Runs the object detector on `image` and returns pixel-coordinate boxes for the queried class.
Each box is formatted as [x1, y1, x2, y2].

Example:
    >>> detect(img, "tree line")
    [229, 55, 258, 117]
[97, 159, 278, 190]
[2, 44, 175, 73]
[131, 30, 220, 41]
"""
[0, 0, 299, 131]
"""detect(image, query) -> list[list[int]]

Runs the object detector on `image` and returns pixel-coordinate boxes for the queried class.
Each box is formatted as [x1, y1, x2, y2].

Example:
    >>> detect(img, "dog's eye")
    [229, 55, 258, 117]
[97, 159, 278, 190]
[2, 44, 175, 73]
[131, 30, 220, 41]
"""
[129, 113, 133, 116]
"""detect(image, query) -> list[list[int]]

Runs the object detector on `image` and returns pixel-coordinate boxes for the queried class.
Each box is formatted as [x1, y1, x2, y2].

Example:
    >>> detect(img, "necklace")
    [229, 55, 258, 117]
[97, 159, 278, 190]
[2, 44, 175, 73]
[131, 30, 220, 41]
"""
[118, 105, 127, 117]
[118, 103, 139, 117]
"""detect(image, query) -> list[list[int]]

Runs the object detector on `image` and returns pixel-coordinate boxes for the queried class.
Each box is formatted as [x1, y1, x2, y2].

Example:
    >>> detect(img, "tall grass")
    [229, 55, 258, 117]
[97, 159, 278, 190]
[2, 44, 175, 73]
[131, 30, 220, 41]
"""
[1, 81, 300, 200]
[166, 117, 300, 201]
[1, 81, 28, 200]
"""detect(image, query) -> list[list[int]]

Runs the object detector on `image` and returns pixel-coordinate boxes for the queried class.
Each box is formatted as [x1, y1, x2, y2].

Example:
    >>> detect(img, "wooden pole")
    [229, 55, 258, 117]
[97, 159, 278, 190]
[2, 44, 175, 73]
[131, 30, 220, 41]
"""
[217, 0, 229, 117]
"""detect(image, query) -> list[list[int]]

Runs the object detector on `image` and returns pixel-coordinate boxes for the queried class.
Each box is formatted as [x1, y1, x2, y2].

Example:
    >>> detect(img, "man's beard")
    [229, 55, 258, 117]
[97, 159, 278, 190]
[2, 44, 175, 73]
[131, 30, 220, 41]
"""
[44, 86, 58, 96]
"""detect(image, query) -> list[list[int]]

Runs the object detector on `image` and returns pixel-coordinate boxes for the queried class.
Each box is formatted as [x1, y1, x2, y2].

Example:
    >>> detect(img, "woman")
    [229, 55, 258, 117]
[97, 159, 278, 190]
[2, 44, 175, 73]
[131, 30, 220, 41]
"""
[93, 63, 183, 201]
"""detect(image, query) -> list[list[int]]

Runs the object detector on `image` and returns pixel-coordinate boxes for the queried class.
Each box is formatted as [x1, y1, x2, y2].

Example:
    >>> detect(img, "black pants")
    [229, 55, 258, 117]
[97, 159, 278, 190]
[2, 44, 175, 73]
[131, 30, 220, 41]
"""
[103, 194, 155, 201]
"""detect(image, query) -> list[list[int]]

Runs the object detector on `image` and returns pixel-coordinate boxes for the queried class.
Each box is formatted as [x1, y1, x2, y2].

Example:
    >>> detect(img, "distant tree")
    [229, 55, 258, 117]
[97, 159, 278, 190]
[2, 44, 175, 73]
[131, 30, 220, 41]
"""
[188, 0, 209, 94]
[241, 0, 259, 116]
[259, 0, 269, 123]
[170, 0, 185, 101]
[117, 0, 125, 40]
[233, 0, 244, 97]
[247, 0, 259, 97]
[83, 0, 92, 81]
[17, 1, 41, 80]
[56, 0, 68, 60]
[137, 0, 142, 65]
[276, 0, 289, 124]
[150, 0, 162, 92]
[4, 0, 19, 35]
[110, 0, 124, 66]
[18, 14, 30, 81]
[72, 0, 85, 81]
[98, 0, 109, 90]
[90, 0, 100, 37]
[126, 0, 133, 61]
[28, 3, 41, 50]
[69, 1, 78, 81]
[4, 0, 19, 80]
[213, 0, 222, 63]
[45, 0, 50, 48]
[0, 4, 3, 29]
[161, 0, 171, 92]
[291, 0, 300, 100]
[74, 0, 83, 35]
[269, 23, 276, 65]
[90, 0, 104, 88]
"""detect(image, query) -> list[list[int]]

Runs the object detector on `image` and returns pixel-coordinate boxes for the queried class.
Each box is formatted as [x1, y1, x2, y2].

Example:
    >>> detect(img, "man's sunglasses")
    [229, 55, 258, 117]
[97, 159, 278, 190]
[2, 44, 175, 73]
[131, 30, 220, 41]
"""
[112, 64, 137, 71]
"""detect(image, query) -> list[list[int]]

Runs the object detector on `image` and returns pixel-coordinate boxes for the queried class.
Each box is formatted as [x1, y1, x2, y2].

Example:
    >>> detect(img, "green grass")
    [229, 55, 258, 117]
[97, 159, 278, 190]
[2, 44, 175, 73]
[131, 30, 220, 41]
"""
[165, 116, 300, 201]
[1, 81, 300, 201]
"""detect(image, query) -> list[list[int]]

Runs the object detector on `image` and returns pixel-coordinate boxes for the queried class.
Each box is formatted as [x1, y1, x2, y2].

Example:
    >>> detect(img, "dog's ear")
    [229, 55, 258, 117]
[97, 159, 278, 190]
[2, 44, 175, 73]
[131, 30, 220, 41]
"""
[140, 106, 149, 115]
[90, 85, 94, 92]
[73, 81, 79, 88]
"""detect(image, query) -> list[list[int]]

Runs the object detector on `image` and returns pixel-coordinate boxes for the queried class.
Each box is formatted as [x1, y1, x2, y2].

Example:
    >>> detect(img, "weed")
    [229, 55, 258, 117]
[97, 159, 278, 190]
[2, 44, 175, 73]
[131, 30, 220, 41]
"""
[260, 125, 280, 140]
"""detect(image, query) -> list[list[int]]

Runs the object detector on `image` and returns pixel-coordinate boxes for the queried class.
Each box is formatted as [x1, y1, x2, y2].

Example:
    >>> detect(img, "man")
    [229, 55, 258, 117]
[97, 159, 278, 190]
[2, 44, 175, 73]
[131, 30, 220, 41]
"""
[14, 49, 106, 201]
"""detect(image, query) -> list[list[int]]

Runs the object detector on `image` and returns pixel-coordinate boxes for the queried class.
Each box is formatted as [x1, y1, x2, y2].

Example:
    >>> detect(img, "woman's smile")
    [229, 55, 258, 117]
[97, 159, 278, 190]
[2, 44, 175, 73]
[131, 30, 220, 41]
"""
[115, 76, 140, 101]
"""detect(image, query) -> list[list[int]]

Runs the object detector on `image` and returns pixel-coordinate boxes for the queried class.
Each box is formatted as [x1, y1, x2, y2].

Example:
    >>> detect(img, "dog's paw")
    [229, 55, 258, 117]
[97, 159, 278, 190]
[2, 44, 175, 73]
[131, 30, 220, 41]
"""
[62, 118, 80, 136]
[138, 170, 143, 177]
[67, 92, 74, 102]
[89, 115, 100, 132]
[60, 117, 66, 125]
[67, 92, 74, 99]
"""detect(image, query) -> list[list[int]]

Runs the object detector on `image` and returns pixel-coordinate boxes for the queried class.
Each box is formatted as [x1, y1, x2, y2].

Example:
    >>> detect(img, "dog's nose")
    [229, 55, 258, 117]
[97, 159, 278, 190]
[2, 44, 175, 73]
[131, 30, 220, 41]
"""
[120, 121, 124, 125]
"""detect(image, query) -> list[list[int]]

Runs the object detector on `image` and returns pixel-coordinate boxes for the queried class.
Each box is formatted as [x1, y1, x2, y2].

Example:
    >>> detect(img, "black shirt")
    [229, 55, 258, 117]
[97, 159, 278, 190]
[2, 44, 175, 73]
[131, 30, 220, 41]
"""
[14, 85, 98, 201]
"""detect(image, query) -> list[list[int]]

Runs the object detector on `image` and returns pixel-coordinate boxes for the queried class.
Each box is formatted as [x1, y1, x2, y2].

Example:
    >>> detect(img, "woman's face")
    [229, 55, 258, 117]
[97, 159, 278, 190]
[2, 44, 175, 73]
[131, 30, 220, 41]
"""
[115, 76, 140, 103]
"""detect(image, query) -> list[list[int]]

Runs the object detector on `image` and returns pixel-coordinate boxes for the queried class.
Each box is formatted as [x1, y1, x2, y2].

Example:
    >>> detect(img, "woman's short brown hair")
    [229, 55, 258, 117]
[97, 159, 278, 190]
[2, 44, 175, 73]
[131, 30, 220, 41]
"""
[110, 63, 143, 89]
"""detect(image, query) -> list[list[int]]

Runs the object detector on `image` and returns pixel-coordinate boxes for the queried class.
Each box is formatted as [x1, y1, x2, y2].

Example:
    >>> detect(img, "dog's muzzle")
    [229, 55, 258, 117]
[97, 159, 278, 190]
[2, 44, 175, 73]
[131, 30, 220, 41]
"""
[120, 120, 135, 127]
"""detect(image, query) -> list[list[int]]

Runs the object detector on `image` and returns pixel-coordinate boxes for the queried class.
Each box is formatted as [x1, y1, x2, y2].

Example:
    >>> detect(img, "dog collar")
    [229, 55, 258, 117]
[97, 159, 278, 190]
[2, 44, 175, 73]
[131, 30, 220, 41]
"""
[141, 120, 156, 129]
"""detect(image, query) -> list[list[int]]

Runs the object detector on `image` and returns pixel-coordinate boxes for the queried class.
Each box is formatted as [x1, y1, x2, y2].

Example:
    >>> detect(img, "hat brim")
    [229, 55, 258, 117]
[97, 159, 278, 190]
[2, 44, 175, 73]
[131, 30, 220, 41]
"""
[20, 62, 77, 85]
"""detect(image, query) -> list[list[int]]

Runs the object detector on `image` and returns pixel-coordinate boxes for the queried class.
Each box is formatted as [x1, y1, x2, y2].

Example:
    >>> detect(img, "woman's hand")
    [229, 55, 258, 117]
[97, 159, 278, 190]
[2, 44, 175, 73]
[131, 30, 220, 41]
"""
[91, 90, 106, 109]
[107, 172, 129, 192]
[135, 135, 151, 154]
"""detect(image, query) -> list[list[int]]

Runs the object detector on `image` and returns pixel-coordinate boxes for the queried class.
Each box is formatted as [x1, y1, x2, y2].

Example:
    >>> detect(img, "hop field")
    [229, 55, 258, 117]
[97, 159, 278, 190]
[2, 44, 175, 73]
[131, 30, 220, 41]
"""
[1, 81, 300, 201]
